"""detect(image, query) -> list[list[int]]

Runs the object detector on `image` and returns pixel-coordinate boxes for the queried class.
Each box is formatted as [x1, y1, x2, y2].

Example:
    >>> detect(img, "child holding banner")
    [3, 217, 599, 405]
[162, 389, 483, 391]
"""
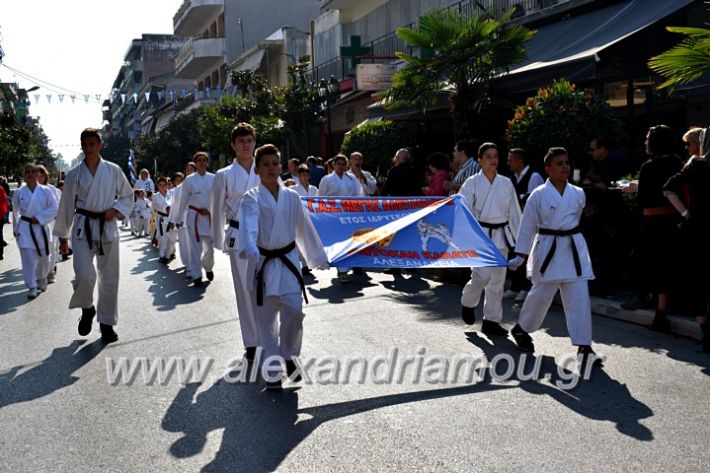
[238, 144, 328, 390]
[508, 147, 601, 368]
[458, 143, 521, 336]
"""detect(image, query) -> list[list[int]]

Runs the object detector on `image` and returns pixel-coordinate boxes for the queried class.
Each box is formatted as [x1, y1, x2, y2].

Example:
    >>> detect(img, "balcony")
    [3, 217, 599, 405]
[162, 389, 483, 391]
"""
[173, 0, 224, 36]
[175, 36, 226, 79]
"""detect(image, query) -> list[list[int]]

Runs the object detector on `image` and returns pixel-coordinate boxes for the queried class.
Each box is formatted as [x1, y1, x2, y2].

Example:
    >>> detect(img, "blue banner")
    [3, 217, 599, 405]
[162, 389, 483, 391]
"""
[302, 196, 507, 268]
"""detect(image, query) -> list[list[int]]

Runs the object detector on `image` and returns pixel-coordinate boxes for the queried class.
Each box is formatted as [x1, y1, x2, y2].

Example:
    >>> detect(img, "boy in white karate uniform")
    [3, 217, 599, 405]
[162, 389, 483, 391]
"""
[36, 165, 61, 284]
[153, 176, 177, 264]
[317, 154, 363, 281]
[458, 143, 521, 336]
[12, 163, 59, 299]
[170, 152, 215, 287]
[508, 147, 601, 366]
[54, 128, 133, 343]
[172, 164, 196, 280]
[238, 144, 328, 390]
[211, 123, 261, 361]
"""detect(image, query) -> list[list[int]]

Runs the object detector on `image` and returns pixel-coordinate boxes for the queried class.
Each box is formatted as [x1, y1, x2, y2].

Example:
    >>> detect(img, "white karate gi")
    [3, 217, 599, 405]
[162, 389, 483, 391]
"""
[294, 182, 318, 197]
[137, 197, 151, 236]
[238, 184, 328, 377]
[318, 172, 363, 273]
[171, 183, 191, 275]
[458, 172, 521, 322]
[514, 181, 595, 345]
[170, 171, 215, 281]
[54, 158, 133, 325]
[134, 177, 155, 194]
[12, 184, 58, 289]
[348, 169, 377, 196]
[153, 191, 177, 259]
[211, 160, 260, 348]
[44, 184, 62, 278]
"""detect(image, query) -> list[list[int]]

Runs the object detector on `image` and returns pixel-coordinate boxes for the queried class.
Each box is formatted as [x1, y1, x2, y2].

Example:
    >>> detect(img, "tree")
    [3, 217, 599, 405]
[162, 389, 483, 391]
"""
[0, 114, 56, 177]
[340, 120, 410, 177]
[648, 25, 710, 89]
[506, 79, 624, 172]
[136, 109, 204, 176]
[277, 56, 324, 157]
[384, 7, 535, 137]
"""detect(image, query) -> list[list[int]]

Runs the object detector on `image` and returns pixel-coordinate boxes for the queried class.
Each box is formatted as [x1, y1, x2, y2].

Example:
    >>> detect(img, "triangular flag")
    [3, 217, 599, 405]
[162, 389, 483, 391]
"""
[168, 89, 175, 101]
[84, 95, 90, 103]
[70, 95, 76, 104]
[145, 92, 151, 101]
[58, 94, 65, 103]
[34, 94, 40, 104]
[121, 93, 126, 104]
[157, 91, 164, 102]
[205, 87, 211, 97]
[95, 94, 101, 102]
[132, 93, 138, 103]
[46, 94, 52, 104]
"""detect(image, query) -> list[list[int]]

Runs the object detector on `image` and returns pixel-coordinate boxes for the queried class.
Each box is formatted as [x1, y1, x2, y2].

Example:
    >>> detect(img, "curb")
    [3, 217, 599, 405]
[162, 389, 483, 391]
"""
[590, 296, 702, 341]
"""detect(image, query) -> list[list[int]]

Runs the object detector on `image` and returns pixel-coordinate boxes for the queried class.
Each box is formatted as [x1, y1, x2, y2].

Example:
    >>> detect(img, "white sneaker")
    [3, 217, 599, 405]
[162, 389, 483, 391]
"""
[27, 287, 38, 299]
[514, 290, 528, 303]
[502, 289, 518, 299]
[38, 278, 48, 292]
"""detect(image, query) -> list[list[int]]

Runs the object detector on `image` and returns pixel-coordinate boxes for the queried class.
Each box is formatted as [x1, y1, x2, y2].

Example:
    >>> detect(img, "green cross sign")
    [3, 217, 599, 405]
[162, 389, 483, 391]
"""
[340, 36, 371, 68]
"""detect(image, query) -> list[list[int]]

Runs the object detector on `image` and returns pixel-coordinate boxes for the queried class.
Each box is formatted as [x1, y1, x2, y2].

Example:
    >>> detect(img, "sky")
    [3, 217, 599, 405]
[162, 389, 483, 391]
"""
[0, 0, 184, 164]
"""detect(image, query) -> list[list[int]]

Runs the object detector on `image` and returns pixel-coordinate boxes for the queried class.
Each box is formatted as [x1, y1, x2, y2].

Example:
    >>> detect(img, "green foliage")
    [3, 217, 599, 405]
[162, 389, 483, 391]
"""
[0, 114, 56, 177]
[340, 120, 410, 175]
[276, 56, 324, 157]
[384, 7, 535, 137]
[100, 134, 132, 175]
[506, 79, 624, 170]
[648, 24, 710, 89]
[136, 109, 204, 175]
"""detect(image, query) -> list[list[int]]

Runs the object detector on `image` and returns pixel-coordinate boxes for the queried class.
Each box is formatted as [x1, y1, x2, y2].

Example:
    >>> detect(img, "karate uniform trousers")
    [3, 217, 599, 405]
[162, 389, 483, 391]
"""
[185, 208, 214, 280]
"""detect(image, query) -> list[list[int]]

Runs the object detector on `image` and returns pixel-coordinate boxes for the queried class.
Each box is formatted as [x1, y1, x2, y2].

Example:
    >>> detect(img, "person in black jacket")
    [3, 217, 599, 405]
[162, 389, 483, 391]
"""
[664, 127, 710, 352]
[382, 148, 422, 197]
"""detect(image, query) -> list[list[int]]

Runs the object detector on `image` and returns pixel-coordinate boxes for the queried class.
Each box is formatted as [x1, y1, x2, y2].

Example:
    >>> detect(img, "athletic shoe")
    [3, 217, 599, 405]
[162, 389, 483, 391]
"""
[206, 271, 214, 281]
[37, 278, 48, 292]
[511, 324, 535, 352]
[577, 345, 603, 368]
[78, 306, 96, 336]
[481, 320, 509, 336]
[27, 287, 38, 299]
[461, 305, 476, 325]
[100, 323, 119, 343]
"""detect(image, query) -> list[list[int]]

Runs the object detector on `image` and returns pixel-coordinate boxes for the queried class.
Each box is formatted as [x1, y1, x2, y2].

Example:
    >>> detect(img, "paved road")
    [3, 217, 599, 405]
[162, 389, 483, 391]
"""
[1, 229, 709, 472]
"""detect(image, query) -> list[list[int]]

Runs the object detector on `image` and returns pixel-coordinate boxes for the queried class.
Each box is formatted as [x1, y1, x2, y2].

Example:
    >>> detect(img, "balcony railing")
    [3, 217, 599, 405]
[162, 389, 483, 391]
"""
[173, 0, 224, 36]
[175, 36, 225, 79]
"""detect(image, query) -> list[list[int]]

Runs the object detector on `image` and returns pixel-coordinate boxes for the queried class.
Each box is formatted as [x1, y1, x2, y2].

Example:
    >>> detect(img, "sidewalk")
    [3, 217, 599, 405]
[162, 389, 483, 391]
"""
[590, 296, 702, 341]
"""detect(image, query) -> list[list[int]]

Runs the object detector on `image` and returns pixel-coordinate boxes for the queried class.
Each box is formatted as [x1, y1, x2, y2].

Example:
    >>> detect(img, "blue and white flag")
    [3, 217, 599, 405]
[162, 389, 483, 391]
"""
[128, 149, 137, 185]
[302, 195, 507, 268]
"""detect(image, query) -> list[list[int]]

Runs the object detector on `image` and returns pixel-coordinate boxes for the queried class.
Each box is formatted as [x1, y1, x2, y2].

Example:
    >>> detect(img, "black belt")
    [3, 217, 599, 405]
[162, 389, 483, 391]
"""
[20, 216, 49, 256]
[157, 211, 169, 237]
[256, 241, 307, 306]
[538, 226, 582, 277]
[479, 221, 508, 238]
[76, 208, 106, 255]
[229, 219, 239, 229]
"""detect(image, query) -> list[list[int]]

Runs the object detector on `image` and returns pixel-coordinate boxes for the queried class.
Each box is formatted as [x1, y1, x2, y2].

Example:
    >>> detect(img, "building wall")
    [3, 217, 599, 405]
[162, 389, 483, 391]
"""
[224, 0, 320, 65]
[141, 34, 188, 81]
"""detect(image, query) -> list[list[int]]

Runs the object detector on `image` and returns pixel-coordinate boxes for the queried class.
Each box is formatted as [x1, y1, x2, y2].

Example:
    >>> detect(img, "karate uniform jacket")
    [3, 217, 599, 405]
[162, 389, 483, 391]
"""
[170, 172, 215, 237]
[12, 184, 58, 252]
[211, 160, 260, 252]
[317, 172, 364, 197]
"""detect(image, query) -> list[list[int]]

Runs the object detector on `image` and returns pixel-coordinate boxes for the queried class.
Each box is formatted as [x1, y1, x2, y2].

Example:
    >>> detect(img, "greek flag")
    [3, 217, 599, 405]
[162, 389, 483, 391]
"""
[128, 149, 137, 185]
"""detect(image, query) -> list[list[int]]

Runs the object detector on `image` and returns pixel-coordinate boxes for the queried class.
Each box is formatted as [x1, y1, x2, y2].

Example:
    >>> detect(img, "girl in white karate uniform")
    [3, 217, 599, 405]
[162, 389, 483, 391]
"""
[153, 177, 177, 264]
[508, 147, 601, 366]
[12, 163, 59, 298]
[36, 165, 61, 283]
[238, 145, 328, 390]
[458, 143, 521, 335]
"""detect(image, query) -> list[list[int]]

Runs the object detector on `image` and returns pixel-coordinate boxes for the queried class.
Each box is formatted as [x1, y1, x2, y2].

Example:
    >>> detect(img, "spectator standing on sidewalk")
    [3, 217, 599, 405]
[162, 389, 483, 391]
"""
[624, 125, 684, 332]
[382, 148, 422, 197]
[682, 127, 703, 163]
[664, 127, 710, 353]
[0, 178, 8, 260]
[444, 139, 480, 195]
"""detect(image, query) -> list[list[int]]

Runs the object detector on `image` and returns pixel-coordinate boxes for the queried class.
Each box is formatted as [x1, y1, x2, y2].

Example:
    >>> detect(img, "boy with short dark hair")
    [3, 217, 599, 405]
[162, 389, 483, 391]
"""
[54, 128, 133, 342]
[238, 144, 328, 390]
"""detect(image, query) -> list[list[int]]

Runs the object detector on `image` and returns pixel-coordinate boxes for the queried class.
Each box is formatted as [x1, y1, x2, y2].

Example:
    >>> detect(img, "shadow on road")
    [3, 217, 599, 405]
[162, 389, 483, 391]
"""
[0, 268, 28, 316]
[0, 339, 105, 409]
[465, 332, 654, 441]
[162, 379, 512, 472]
[307, 273, 378, 304]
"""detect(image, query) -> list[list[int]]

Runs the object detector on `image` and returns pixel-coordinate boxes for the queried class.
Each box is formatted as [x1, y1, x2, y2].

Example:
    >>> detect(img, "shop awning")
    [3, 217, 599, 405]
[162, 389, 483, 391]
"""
[235, 49, 266, 72]
[502, 0, 694, 89]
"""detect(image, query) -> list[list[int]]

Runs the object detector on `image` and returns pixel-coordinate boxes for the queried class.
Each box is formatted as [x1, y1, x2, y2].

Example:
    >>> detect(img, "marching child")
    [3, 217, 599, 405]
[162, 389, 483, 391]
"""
[153, 176, 177, 264]
[508, 147, 601, 367]
[458, 143, 521, 335]
[238, 144, 328, 390]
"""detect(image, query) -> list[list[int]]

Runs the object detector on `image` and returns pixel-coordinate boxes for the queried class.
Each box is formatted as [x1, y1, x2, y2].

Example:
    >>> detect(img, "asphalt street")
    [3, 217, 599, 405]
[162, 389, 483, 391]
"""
[1, 228, 709, 472]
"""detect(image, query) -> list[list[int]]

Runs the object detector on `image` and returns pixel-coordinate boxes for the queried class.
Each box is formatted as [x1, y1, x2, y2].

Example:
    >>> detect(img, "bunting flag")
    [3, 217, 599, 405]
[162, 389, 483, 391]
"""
[58, 94, 64, 103]
[70, 95, 76, 104]
[120, 94, 126, 104]
[17, 86, 232, 106]
[145, 92, 151, 101]
[302, 196, 507, 269]
[84, 94, 90, 103]
[128, 149, 137, 185]
[33, 94, 40, 104]
[46, 94, 52, 104]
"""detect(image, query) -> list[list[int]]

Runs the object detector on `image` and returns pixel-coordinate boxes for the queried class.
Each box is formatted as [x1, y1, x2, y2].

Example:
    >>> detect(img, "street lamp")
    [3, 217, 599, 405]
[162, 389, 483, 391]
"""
[318, 75, 340, 157]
